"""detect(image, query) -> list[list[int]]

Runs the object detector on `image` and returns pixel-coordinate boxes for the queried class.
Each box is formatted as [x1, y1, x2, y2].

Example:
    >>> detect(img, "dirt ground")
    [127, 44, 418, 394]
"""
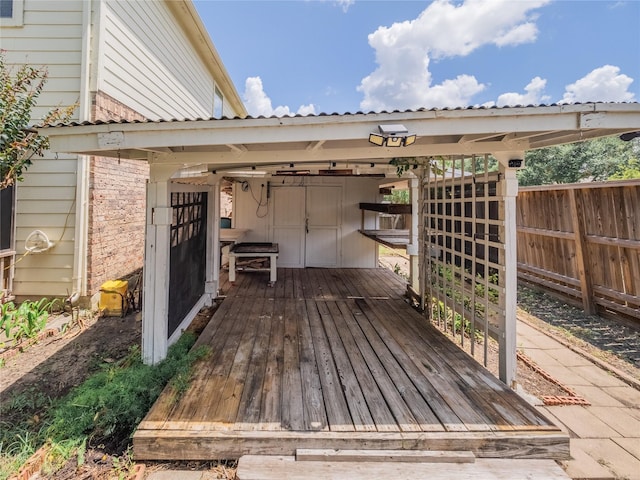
[0, 311, 142, 403]
[1, 256, 638, 479]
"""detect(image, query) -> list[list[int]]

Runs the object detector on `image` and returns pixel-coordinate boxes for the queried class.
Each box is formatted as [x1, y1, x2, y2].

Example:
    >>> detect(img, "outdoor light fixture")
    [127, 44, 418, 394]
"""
[368, 124, 417, 148]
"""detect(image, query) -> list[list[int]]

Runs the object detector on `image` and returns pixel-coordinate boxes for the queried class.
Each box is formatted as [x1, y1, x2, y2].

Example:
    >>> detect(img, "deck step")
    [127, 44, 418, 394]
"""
[296, 448, 475, 463]
[237, 455, 570, 480]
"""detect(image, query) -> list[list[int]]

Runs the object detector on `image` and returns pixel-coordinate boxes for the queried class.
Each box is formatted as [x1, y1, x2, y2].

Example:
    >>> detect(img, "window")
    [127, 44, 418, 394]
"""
[0, 0, 23, 26]
[213, 87, 223, 119]
[0, 0, 13, 17]
[0, 185, 15, 252]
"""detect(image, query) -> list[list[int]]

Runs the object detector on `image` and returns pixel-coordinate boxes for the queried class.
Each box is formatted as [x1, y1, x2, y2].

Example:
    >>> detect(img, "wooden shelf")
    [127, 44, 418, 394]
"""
[359, 203, 412, 214]
[359, 229, 410, 248]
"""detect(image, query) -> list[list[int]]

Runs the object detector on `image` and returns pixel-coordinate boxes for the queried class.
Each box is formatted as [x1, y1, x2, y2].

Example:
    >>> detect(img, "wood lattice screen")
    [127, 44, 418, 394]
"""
[422, 155, 506, 367]
[168, 191, 207, 337]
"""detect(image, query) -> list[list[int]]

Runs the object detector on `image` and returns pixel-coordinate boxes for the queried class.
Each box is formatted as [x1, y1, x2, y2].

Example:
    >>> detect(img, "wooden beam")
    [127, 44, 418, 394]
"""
[569, 189, 595, 314]
[295, 449, 475, 463]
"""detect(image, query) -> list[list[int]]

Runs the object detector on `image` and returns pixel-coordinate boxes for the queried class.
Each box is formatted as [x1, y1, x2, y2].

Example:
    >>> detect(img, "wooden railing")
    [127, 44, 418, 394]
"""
[516, 179, 640, 322]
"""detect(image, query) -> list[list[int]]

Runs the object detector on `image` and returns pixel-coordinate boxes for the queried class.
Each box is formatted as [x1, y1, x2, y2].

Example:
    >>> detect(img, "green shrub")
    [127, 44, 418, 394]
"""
[0, 298, 58, 342]
[0, 331, 207, 479]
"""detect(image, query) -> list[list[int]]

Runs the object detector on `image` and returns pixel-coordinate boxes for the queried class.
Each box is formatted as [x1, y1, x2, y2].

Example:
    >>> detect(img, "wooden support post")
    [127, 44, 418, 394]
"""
[142, 164, 174, 365]
[207, 178, 221, 301]
[569, 188, 595, 314]
[496, 156, 520, 388]
[408, 177, 420, 294]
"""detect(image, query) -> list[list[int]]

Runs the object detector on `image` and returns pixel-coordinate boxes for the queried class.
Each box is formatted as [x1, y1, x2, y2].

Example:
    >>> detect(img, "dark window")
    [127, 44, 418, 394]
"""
[0, 185, 15, 251]
[168, 192, 207, 338]
[0, 0, 13, 18]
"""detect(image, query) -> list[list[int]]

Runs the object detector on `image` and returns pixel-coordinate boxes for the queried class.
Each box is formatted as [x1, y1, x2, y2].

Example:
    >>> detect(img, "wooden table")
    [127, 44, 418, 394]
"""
[228, 242, 279, 285]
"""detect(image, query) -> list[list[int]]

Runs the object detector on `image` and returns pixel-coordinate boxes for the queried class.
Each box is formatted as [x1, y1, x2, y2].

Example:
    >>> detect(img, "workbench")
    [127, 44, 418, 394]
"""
[228, 242, 279, 285]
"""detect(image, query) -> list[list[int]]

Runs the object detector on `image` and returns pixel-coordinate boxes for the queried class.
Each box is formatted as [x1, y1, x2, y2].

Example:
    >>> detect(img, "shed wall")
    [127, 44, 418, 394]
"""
[233, 177, 378, 268]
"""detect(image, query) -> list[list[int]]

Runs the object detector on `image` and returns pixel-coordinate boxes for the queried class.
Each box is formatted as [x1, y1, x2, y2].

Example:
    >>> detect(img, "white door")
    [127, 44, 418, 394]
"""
[305, 186, 341, 267]
[270, 185, 342, 267]
[272, 186, 305, 267]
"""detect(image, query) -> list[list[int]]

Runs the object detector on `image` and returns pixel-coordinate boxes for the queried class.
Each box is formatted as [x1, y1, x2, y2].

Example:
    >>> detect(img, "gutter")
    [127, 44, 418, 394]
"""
[71, 0, 92, 297]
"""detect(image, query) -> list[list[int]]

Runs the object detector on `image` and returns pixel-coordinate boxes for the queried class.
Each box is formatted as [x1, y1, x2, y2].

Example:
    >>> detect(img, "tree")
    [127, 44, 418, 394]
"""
[518, 136, 640, 186]
[0, 51, 76, 189]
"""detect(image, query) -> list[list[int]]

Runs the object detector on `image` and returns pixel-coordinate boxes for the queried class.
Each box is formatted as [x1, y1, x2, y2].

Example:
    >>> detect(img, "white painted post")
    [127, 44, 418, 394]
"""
[142, 164, 175, 365]
[495, 153, 522, 388]
[206, 177, 221, 301]
[407, 177, 420, 294]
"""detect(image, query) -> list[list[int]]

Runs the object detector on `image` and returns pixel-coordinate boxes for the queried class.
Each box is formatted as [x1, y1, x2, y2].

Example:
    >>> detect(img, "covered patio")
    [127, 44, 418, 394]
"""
[41, 103, 640, 463]
[133, 267, 567, 460]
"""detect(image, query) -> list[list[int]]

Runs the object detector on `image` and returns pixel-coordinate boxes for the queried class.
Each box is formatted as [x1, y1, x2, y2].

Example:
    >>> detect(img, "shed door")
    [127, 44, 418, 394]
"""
[272, 186, 305, 268]
[270, 185, 341, 267]
[305, 186, 341, 267]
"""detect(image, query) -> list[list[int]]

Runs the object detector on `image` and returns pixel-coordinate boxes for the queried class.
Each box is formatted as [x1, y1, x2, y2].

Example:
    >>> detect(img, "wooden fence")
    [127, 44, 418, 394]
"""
[516, 179, 640, 322]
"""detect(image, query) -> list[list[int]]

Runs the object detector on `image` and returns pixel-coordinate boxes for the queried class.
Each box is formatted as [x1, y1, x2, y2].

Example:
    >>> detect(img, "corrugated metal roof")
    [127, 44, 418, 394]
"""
[43, 102, 633, 128]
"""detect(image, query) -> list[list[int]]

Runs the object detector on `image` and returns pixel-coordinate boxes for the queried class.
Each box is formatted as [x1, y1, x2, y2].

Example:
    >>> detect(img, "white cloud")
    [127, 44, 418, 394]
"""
[358, 0, 549, 111]
[561, 65, 635, 103]
[335, 0, 354, 13]
[497, 76, 551, 107]
[315, 0, 354, 13]
[243, 77, 316, 117]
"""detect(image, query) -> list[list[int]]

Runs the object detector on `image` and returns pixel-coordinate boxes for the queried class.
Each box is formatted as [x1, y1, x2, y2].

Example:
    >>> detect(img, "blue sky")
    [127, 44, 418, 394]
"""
[194, 0, 640, 116]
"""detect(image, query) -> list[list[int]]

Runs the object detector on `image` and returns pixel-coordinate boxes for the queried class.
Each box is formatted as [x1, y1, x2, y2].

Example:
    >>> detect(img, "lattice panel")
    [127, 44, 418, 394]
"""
[422, 155, 506, 366]
[168, 192, 208, 337]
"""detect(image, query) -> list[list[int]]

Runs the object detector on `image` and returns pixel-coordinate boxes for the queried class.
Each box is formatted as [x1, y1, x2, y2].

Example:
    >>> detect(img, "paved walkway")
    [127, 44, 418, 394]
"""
[518, 321, 640, 480]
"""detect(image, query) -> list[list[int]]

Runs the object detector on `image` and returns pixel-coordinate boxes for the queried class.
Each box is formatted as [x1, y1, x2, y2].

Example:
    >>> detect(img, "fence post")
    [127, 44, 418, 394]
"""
[569, 188, 596, 314]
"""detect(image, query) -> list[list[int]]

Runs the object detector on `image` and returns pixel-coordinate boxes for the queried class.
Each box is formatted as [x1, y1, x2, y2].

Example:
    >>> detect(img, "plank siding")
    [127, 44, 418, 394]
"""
[3, 1, 83, 298]
[134, 268, 567, 460]
[4, 0, 243, 298]
[100, 1, 215, 119]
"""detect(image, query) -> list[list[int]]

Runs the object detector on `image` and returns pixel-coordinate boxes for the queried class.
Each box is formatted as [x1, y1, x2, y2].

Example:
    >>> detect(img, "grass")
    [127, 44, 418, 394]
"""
[0, 332, 208, 480]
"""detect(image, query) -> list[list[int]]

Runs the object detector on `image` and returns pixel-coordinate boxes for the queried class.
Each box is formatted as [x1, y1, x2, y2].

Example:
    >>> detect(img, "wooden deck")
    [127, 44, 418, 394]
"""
[133, 268, 568, 460]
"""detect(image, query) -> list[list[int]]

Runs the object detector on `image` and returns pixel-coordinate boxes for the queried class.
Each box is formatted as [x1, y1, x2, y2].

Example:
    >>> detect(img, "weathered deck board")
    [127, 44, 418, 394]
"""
[134, 268, 568, 460]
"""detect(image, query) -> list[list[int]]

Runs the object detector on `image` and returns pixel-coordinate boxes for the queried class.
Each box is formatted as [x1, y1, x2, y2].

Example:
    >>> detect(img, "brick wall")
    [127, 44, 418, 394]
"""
[87, 91, 149, 293]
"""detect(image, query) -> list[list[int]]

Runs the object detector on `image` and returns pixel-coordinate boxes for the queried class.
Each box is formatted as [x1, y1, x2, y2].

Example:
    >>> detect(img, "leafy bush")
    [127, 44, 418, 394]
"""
[0, 298, 58, 342]
[0, 332, 208, 479]
[46, 332, 207, 450]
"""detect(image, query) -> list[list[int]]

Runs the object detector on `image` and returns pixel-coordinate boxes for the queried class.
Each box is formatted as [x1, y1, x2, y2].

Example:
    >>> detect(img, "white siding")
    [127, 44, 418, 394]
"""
[2, 0, 84, 298]
[234, 177, 378, 269]
[99, 0, 216, 119]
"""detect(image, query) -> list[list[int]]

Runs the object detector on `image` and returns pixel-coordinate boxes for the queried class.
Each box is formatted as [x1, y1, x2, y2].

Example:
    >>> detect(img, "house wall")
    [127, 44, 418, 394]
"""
[87, 91, 149, 293]
[98, 0, 217, 120]
[233, 176, 379, 268]
[2, 0, 84, 298]
[3, 0, 244, 300]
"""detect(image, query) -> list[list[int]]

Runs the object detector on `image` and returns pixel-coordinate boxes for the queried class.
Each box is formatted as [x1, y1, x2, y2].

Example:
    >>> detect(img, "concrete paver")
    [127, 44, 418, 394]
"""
[570, 365, 629, 388]
[147, 471, 204, 480]
[605, 386, 640, 408]
[613, 438, 640, 459]
[570, 385, 626, 407]
[587, 406, 640, 438]
[570, 438, 640, 480]
[518, 319, 640, 480]
[545, 347, 597, 367]
[561, 443, 615, 480]
[548, 405, 622, 439]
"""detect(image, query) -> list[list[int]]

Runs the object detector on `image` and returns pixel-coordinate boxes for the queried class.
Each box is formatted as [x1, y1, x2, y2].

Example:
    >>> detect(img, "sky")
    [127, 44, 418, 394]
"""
[193, 0, 640, 117]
